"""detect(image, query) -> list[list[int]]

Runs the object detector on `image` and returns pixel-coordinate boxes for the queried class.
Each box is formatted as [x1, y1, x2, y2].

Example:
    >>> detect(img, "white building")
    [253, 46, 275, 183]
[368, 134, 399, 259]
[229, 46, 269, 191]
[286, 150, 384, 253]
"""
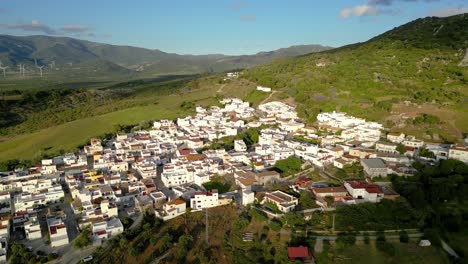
[25, 214, 42, 240]
[387, 132, 405, 143]
[190, 190, 219, 210]
[48, 217, 69, 248]
[262, 190, 298, 213]
[449, 145, 468, 164]
[258, 101, 297, 120]
[241, 190, 255, 205]
[0, 215, 9, 263]
[344, 180, 384, 203]
[256, 86, 272, 92]
[234, 139, 247, 152]
[92, 217, 124, 242]
[158, 199, 186, 221]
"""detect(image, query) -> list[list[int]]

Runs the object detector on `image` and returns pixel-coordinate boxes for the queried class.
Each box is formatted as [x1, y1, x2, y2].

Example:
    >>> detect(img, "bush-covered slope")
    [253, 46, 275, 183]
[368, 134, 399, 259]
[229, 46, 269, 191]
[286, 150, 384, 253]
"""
[242, 14, 468, 125]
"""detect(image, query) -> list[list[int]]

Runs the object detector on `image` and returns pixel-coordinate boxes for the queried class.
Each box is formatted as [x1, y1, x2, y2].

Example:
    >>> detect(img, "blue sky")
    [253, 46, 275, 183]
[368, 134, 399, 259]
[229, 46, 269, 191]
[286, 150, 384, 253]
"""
[0, 0, 466, 55]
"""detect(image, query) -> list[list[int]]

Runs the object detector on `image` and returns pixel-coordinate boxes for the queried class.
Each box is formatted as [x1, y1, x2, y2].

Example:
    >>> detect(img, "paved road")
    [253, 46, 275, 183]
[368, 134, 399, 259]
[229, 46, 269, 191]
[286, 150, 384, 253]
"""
[309, 233, 423, 241]
[150, 251, 171, 264]
[296, 207, 335, 214]
[60, 188, 79, 241]
[50, 245, 97, 264]
[318, 170, 343, 183]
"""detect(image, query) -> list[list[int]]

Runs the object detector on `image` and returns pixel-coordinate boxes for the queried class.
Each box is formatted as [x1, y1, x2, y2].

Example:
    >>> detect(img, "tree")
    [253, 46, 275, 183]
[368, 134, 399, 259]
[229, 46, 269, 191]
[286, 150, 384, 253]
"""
[74, 225, 92, 249]
[274, 156, 302, 176]
[176, 235, 193, 260]
[336, 232, 356, 247]
[298, 191, 318, 210]
[281, 213, 305, 230]
[324, 196, 334, 208]
[396, 144, 406, 155]
[418, 147, 435, 159]
[363, 232, 370, 244]
[399, 230, 409, 243]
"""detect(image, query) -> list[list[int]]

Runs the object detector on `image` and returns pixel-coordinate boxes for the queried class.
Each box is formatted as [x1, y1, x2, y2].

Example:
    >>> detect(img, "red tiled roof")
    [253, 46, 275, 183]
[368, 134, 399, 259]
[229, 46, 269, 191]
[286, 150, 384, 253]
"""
[365, 187, 383, 194]
[167, 199, 185, 205]
[50, 226, 57, 235]
[179, 149, 196, 156]
[288, 246, 310, 258]
[95, 230, 107, 235]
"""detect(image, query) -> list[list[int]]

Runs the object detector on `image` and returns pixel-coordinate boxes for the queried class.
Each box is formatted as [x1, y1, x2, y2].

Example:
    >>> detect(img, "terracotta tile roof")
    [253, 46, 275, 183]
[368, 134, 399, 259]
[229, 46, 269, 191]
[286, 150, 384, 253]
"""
[167, 199, 185, 205]
[288, 246, 310, 258]
[312, 187, 347, 194]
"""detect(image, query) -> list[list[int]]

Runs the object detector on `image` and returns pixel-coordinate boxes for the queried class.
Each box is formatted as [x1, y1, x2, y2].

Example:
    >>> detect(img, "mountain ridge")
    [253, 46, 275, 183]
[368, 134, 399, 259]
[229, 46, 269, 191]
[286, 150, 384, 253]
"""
[0, 34, 332, 76]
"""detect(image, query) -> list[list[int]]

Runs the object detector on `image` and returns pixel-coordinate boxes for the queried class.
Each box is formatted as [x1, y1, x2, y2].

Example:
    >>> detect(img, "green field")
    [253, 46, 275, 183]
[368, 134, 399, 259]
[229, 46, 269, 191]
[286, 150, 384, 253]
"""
[0, 104, 181, 161]
[0, 86, 209, 161]
[0, 75, 261, 162]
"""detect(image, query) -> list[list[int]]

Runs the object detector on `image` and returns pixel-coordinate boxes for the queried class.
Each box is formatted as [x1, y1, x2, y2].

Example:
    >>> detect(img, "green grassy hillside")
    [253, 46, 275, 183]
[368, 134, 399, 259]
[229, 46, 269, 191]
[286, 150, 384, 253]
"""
[242, 14, 468, 140]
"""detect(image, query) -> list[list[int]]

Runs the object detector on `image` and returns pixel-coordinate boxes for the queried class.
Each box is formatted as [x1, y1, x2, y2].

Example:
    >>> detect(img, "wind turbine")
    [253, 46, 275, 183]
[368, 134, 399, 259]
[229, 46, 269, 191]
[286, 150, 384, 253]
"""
[18, 64, 26, 77]
[0, 65, 8, 78]
[49, 60, 55, 69]
[37, 65, 44, 78]
[34, 59, 45, 78]
[0, 60, 9, 78]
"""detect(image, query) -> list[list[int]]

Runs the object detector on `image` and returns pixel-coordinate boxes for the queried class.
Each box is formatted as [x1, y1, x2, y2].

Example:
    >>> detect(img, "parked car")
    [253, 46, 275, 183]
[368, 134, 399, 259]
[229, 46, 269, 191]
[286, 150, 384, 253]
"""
[82, 256, 93, 263]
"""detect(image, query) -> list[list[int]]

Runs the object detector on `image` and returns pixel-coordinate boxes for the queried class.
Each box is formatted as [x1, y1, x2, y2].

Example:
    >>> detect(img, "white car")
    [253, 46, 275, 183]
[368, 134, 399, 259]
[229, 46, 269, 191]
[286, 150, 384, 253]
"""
[82, 256, 93, 263]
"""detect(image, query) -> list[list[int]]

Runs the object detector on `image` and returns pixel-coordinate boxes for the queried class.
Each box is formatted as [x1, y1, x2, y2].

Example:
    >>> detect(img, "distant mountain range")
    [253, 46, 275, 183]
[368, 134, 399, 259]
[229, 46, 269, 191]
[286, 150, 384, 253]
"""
[0, 35, 332, 77]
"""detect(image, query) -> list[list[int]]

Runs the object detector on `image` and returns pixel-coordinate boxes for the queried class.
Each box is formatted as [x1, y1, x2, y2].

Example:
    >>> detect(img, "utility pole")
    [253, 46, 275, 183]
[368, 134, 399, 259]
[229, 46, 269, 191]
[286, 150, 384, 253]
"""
[332, 213, 336, 234]
[205, 208, 209, 245]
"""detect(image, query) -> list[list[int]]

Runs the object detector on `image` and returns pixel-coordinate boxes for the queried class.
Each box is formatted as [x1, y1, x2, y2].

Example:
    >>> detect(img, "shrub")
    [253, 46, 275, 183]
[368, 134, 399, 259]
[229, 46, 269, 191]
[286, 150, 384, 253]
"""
[399, 230, 409, 243]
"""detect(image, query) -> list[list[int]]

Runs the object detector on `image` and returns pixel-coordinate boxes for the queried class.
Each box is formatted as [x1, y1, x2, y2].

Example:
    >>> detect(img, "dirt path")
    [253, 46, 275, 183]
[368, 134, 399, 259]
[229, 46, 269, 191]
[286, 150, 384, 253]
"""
[314, 238, 323, 253]
[217, 83, 227, 93]
[259, 90, 278, 105]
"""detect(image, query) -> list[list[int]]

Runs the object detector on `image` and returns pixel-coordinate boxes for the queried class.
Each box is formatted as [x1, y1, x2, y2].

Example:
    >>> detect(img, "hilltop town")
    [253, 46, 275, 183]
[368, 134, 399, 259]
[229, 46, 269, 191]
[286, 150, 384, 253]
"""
[0, 93, 467, 263]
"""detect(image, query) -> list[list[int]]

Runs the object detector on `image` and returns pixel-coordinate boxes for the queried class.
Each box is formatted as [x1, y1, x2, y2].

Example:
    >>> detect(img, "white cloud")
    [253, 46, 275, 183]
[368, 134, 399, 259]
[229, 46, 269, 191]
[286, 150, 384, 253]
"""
[339, 4, 380, 18]
[0, 20, 56, 34]
[61, 25, 94, 33]
[429, 7, 468, 17]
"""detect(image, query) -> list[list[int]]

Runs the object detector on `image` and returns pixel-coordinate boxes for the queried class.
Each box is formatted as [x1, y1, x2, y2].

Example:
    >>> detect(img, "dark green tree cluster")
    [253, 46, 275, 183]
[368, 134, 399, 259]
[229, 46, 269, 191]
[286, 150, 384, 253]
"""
[392, 159, 468, 233]
[203, 175, 231, 194]
[418, 147, 436, 159]
[180, 101, 195, 110]
[0, 159, 32, 171]
[74, 225, 92, 249]
[335, 198, 421, 231]
[274, 156, 302, 176]
[10, 243, 58, 264]
[413, 114, 440, 125]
